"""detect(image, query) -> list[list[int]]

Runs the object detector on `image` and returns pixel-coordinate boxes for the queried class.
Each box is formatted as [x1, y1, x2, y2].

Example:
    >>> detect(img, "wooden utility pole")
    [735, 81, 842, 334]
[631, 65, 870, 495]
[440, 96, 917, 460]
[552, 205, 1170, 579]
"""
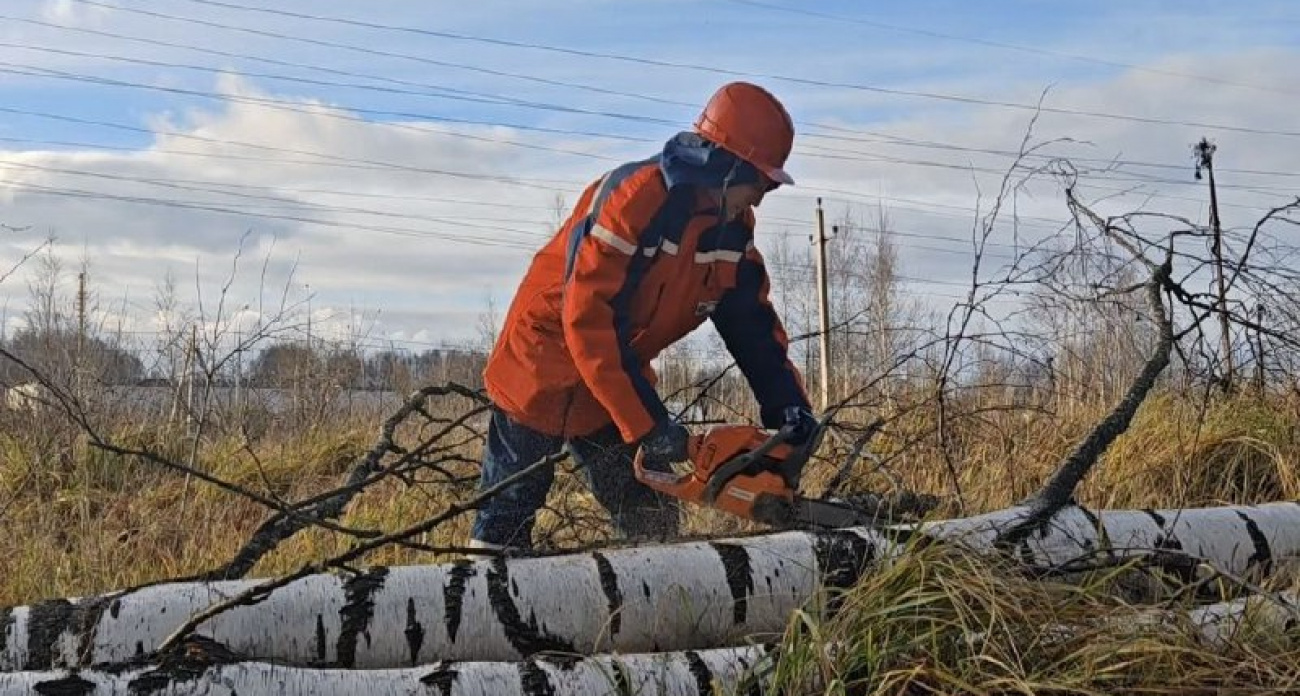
[814, 198, 832, 411]
[1195, 138, 1233, 392]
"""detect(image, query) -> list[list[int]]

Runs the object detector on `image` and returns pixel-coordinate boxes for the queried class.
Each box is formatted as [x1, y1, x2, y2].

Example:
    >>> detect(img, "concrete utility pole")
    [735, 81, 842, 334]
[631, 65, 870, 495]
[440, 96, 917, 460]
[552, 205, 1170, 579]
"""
[1254, 304, 1266, 394]
[814, 198, 832, 411]
[76, 271, 87, 396]
[76, 271, 87, 348]
[1195, 138, 1233, 392]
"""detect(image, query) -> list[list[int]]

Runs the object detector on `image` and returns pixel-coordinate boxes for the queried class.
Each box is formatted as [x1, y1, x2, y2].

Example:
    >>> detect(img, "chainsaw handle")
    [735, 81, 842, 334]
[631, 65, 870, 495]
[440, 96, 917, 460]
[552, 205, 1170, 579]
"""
[701, 423, 797, 503]
[700, 415, 833, 502]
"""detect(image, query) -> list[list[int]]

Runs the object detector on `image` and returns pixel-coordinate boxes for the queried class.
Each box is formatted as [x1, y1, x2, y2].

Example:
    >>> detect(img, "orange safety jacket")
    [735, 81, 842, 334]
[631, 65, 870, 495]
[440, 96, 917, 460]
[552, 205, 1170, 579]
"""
[484, 132, 809, 442]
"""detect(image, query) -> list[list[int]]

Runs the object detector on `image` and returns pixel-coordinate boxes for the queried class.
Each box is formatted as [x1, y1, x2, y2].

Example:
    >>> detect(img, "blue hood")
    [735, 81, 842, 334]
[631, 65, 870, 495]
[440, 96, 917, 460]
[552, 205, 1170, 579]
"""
[659, 131, 763, 190]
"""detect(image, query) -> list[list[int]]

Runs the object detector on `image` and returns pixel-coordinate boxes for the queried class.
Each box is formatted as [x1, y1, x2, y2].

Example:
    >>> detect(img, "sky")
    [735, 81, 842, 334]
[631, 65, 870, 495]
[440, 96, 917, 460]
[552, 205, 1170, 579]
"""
[0, 0, 1297, 358]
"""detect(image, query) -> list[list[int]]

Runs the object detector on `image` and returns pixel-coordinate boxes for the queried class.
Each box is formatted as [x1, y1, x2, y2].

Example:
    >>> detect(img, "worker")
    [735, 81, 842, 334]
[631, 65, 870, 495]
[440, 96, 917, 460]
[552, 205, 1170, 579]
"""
[469, 82, 816, 551]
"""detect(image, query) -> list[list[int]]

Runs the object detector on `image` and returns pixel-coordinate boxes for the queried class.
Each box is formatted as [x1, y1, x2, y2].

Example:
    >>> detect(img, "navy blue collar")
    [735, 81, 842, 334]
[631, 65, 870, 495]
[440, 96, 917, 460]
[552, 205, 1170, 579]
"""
[658, 131, 763, 190]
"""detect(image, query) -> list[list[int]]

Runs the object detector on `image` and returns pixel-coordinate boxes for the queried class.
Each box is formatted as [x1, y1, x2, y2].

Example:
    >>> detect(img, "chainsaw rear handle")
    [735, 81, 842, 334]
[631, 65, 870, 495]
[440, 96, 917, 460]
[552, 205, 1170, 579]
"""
[703, 413, 834, 501]
[702, 421, 808, 503]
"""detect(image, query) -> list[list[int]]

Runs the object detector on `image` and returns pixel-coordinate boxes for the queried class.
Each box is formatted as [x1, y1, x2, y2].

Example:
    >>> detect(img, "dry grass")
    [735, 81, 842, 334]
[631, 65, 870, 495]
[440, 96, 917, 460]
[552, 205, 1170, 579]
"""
[760, 542, 1300, 695]
[4, 388, 1300, 692]
[806, 392, 1300, 517]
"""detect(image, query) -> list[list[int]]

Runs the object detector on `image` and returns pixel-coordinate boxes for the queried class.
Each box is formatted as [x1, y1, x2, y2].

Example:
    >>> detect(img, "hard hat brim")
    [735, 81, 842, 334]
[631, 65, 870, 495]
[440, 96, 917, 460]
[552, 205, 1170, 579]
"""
[761, 164, 794, 186]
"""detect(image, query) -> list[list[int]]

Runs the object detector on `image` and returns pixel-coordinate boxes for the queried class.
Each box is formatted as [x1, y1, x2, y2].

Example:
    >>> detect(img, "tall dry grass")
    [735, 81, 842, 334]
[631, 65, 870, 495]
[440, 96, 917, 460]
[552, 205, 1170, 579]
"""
[759, 542, 1300, 695]
[3, 387, 1300, 692]
[4, 389, 1298, 607]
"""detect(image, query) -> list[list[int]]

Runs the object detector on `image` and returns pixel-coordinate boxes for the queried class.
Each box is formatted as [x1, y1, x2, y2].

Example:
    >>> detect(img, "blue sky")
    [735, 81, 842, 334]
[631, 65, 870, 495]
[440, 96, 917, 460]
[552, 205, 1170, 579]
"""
[0, 0, 1297, 355]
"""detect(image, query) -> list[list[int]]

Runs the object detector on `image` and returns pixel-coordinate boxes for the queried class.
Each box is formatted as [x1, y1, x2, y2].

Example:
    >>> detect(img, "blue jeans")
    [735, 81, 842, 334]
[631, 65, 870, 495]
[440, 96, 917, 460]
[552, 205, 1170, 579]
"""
[470, 408, 680, 548]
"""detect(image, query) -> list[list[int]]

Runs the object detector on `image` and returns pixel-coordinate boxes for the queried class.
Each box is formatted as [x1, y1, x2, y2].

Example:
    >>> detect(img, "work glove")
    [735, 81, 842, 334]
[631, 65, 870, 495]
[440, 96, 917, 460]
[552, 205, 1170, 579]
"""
[639, 419, 691, 474]
[781, 405, 818, 447]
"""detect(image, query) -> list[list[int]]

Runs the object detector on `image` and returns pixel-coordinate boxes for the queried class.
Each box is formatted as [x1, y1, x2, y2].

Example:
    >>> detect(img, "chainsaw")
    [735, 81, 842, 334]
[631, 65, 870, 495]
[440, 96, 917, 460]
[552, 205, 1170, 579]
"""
[633, 417, 880, 529]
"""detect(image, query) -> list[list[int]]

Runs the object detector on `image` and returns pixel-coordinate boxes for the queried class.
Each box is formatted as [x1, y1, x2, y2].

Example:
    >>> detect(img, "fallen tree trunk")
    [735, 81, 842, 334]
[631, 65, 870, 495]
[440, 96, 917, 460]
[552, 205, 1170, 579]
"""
[0, 529, 877, 671]
[0, 644, 771, 696]
[7, 501, 1300, 672]
[921, 501, 1300, 578]
[5, 591, 1296, 696]
[1187, 592, 1300, 648]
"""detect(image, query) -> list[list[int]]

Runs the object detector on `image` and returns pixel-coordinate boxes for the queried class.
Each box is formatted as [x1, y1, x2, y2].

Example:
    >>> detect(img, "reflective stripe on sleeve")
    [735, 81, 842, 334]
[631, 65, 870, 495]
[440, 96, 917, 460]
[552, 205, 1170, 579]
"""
[590, 223, 637, 255]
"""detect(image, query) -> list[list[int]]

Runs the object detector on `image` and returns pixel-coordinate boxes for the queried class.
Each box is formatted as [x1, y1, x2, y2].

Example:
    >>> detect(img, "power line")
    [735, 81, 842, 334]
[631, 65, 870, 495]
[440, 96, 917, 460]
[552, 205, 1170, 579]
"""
[0, 160, 554, 240]
[801, 126, 1300, 180]
[67, 0, 693, 109]
[16, 11, 1300, 186]
[8, 59, 1290, 220]
[0, 105, 585, 192]
[13, 12, 1299, 214]
[723, 0, 1299, 98]
[0, 62, 624, 164]
[21, 54, 1282, 212]
[0, 14, 682, 134]
[123, 0, 1300, 140]
[0, 180, 547, 251]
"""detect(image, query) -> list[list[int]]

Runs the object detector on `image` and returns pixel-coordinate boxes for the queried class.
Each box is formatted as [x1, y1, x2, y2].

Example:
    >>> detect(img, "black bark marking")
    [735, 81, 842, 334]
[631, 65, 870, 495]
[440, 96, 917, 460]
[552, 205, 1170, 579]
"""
[33, 674, 95, 696]
[684, 650, 714, 695]
[442, 560, 476, 645]
[994, 509, 1051, 551]
[335, 566, 389, 668]
[878, 524, 916, 544]
[641, 580, 652, 599]
[1077, 505, 1107, 552]
[1145, 509, 1184, 551]
[25, 598, 75, 670]
[1154, 533, 1183, 551]
[404, 597, 425, 666]
[486, 558, 577, 657]
[812, 530, 875, 591]
[731, 648, 767, 696]
[535, 653, 582, 671]
[711, 543, 755, 625]
[69, 595, 114, 668]
[1237, 511, 1274, 575]
[591, 552, 624, 636]
[126, 669, 176, 694]
[0, 606, 12, 655]
[314, 614, 327, 664]
[127, 635, 241, 695]
[611, 658, 632, 695]
[419, 662, 459, 696]
[1017, 540, 1036, 566]
[135, 641, 144, 657]
[519, 660, 557, 696]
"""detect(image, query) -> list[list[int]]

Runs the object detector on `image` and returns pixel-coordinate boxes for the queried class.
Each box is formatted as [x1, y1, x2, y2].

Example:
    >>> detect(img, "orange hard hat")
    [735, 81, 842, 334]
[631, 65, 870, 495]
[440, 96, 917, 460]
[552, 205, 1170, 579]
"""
[694, 82, 795, 185]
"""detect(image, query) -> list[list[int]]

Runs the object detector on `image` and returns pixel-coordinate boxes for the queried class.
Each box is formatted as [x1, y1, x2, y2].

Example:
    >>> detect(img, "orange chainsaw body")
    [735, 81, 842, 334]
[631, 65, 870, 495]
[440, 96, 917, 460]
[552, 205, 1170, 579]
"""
[633, 425, 798, 522]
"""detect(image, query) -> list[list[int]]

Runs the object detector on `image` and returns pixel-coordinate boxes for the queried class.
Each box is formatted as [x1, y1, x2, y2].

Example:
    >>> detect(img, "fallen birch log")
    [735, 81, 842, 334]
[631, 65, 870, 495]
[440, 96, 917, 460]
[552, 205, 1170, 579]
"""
[920, 501, 1300, 577]
[1188, 592, 1300, 648]
[5, 591, 1296, 696]
[5, 502, 1300, 672]
[0, 644, 771, 696]
[0, 529, 876, 671]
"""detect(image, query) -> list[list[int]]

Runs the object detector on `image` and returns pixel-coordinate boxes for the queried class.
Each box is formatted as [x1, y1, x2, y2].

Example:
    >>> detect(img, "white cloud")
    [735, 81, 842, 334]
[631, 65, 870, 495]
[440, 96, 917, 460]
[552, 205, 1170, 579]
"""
[40, 0, 114, 27]
[1, 24, 1297, 349]
[0, 76, 597, 346]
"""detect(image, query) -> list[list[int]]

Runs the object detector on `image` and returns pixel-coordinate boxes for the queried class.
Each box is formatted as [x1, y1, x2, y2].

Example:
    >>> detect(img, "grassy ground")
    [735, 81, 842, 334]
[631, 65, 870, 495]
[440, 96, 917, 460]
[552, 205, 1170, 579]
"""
[761, 543, 1300, 695]
[2, 389, 1299, 692]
